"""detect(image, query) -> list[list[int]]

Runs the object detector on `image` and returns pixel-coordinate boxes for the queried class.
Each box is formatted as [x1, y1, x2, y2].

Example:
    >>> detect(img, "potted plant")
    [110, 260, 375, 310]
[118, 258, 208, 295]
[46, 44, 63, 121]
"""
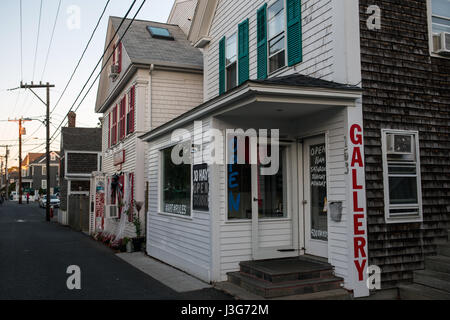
[131, 201, 145, 252]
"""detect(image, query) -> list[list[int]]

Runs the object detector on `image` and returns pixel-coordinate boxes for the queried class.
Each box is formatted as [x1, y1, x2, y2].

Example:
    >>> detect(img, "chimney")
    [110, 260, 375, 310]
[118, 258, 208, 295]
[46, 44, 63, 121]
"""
[68, 111, 76, 128]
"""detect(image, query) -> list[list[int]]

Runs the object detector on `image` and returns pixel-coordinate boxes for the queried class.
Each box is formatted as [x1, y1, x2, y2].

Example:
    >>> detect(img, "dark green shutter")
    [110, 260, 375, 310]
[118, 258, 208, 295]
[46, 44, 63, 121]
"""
[238, 19, 249, 85]
[257, 4, 268, 80]
[219, 36, 226, 95]
[287, 0, 302, 66]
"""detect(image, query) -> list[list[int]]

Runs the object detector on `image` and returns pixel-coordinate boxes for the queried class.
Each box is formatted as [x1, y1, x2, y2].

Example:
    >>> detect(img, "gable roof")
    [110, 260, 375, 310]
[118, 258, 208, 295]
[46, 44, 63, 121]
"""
[61, 127, 102, 152]
[110, 17, 203, 70]
[30, 152, 61, 165]
[21, 153, 45, 167]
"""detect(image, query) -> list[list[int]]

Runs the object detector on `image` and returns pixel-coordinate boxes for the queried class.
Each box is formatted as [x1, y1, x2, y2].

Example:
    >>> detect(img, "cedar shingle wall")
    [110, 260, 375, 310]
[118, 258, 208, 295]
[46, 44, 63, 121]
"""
[359, 0, 450, 288]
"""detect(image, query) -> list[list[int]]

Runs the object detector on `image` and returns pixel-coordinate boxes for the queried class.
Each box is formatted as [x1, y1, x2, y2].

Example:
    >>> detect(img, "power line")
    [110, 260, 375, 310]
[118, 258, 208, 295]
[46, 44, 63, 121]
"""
[29, 0, 111, 140]
[41, 0, 62, 81]
[20, 0, 23, 81]
[50, 0, 111, 116]
[50, 0, 143, 144]
[32, 0, 44, 80]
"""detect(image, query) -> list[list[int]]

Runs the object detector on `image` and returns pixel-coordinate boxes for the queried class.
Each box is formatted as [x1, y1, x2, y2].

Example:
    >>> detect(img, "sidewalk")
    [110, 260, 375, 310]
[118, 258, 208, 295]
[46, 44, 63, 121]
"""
[116, 252, 212, 293]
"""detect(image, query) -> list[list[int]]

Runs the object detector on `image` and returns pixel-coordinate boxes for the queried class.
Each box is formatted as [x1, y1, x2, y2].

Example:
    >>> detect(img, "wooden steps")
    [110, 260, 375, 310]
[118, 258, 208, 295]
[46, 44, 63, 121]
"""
[226, 256, 347, 299]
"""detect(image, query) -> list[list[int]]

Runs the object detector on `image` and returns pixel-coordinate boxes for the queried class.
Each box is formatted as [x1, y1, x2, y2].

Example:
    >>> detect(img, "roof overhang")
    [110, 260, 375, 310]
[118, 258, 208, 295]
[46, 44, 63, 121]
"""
[139, 80, 362, 142]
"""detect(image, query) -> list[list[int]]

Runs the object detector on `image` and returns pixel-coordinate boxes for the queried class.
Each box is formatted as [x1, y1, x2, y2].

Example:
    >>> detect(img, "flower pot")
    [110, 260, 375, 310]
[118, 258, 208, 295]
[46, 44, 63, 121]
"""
[132, 237, 145, 252]
[126, 241, 133, 253]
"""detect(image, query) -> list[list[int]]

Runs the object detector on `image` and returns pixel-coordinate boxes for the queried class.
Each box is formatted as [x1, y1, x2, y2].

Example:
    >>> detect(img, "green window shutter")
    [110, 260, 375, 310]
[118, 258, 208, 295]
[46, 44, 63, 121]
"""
[238, 19, 250, 85]
[287, 0, 303, 66]
[257, 4, 268, 80]
[219, 36, 226, 95]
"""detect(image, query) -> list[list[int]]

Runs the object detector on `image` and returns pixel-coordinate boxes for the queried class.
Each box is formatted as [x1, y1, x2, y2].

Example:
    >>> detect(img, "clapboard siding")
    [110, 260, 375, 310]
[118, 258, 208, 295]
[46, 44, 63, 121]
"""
[151, 70, 204, 129]
[146, 119, 213, 282]
[167, 0, 198, 36]
[205, 0, 335, 102]
[359, 0, 450, 288]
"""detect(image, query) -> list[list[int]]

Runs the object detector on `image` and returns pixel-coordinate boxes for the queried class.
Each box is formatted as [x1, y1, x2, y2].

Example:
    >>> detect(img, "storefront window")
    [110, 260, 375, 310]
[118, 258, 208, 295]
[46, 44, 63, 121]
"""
[258, 146, 287, 219]
[227, 136, 252, 220]
[161, 145, 191, 216]
[309, 143, 328, 241]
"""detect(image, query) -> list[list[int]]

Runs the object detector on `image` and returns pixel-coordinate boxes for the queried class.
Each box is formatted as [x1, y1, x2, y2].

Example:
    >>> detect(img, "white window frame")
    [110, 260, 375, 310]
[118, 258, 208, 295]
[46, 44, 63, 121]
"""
[224, 132, 292, 223]
[225, 32, 238, 91]
[42, 166, 47, 176]
[158, 141, 193, 219]
[381, 129, 423, 224]
[41, 179, 47, 190]
[427, 0, 450, 59]
[267, 0, 288, 75]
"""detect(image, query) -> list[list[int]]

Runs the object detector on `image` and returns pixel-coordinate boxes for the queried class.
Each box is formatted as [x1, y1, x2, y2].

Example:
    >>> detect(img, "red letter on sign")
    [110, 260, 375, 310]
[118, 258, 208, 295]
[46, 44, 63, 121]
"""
[353, 192, 364, 212]
[351, 147, 364, 167]
[354, 237, 367, 259]
[354, 259, 367, 281]
[352, 169, 363, 190]
[350, 124, 363, 145]
[354, 214, 365, 235]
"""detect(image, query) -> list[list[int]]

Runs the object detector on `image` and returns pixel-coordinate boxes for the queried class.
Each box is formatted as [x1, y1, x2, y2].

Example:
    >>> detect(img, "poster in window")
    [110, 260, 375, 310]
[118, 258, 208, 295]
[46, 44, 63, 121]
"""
[193, 164, 209, 211]
[310, 143, 328, 241]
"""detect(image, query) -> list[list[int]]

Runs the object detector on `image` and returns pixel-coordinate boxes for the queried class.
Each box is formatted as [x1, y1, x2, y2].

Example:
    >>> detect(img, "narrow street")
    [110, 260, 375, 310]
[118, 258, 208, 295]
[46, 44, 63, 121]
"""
[0, 201, 231, 300]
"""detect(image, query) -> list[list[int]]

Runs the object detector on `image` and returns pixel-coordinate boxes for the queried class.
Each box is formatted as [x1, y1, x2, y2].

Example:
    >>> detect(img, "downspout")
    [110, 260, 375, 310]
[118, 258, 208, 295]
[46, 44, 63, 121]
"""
[145, 64, 154, 246]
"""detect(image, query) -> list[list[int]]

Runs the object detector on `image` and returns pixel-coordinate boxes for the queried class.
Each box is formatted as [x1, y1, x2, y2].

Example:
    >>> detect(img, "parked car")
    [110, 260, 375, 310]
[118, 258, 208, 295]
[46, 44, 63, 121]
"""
[39, 195, 60, 208]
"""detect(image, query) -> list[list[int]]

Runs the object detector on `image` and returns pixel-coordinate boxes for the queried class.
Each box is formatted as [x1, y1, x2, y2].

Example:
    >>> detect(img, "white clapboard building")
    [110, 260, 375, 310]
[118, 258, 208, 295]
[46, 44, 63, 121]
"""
[139, 0, 370, 298]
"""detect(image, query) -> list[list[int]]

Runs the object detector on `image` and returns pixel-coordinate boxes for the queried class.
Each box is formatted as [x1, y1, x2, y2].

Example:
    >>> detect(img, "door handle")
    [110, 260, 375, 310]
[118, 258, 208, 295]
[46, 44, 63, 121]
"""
[253, 197, 261, 202]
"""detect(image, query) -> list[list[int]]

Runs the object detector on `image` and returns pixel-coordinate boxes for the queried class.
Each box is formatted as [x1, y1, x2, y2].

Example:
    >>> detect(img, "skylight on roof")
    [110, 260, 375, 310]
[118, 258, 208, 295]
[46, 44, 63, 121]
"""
[147, 26, 174, 40]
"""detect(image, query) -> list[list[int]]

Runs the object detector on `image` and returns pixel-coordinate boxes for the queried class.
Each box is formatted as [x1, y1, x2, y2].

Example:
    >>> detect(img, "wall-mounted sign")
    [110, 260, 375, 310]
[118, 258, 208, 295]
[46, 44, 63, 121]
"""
[193, 163, 209, 211]
[113, 150, 125, 166]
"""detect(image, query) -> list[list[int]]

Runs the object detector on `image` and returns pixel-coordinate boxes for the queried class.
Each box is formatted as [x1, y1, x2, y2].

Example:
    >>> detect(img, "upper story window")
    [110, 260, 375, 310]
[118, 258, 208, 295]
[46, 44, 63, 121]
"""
[148, 26, 174, 40]
[381, 130, 423, 224]
[226, 33, 238, 91]
[50, 153, 56, 161]
[430, 0, 450, 56]
[431, 0, 450, 33]
[268, 0, 286, 74]
[111, 41, 122, 80]
[42, 166, 47, 176]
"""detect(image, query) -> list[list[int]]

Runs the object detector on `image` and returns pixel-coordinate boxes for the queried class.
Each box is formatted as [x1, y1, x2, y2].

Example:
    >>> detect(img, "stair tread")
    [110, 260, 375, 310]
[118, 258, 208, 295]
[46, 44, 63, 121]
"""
[228, 271, 342, 290]
[240, 257, 332, 277]
[399, 283, 450, 300]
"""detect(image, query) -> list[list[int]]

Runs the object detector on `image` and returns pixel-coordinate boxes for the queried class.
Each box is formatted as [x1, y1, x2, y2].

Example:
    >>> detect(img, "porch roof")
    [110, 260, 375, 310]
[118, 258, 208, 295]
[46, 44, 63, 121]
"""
[139, 74, 362, 142]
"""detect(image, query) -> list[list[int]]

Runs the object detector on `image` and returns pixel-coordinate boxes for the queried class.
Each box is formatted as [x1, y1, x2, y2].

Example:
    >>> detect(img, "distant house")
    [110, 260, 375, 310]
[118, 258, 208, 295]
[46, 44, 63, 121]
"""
[20, 152, 60, 198]
[59, 112, 102, 230]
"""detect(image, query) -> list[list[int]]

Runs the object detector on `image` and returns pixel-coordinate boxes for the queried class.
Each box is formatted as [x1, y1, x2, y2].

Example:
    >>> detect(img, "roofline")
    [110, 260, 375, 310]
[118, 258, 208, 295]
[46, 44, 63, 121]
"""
[139, 80, 363, 142]
[109, 16, 180, 27]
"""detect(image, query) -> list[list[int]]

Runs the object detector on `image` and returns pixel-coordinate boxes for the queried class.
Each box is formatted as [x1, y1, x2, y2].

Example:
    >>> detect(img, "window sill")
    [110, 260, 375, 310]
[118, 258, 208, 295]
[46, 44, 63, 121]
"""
[157, 211, 193, 221]
[224, 217, 291, 224]
[430, 52, 450, 60]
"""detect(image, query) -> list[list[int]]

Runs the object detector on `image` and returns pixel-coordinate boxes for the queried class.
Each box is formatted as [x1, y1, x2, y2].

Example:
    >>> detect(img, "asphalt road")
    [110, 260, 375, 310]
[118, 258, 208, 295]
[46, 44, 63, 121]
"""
[0, 201, 232, 300]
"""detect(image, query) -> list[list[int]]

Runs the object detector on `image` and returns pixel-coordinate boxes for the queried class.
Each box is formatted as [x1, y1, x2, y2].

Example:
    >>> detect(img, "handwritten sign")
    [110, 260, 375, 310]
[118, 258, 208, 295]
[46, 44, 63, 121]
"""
[193, 164, 209, 211]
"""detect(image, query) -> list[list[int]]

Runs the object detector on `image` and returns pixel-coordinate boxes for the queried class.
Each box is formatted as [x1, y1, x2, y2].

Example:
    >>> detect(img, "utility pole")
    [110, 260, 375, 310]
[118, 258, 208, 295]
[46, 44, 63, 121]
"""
[19, 82, 55, 222]
[8, 119, 31, 204]
[0, 146, 10, 199]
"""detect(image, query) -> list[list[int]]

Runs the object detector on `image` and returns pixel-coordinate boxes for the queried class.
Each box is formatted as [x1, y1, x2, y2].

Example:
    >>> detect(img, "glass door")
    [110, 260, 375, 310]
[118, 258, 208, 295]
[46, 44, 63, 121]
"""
[303, 136, 328, 258]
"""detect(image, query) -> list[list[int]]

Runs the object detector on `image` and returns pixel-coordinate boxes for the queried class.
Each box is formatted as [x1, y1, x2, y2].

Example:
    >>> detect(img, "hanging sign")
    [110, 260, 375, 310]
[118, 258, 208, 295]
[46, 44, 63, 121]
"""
[193, 163, 209, 211]
[113, 150, 125, 166]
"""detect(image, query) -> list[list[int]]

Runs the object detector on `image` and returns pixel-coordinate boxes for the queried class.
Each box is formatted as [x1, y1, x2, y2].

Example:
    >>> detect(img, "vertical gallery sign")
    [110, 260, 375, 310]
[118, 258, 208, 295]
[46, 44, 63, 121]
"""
[348, 122, 369, 297]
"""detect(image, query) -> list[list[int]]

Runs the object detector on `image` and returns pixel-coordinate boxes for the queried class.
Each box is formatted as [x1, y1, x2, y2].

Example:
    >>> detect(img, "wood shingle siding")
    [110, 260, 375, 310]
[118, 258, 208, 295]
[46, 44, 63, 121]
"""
[359, 0, 450, 289]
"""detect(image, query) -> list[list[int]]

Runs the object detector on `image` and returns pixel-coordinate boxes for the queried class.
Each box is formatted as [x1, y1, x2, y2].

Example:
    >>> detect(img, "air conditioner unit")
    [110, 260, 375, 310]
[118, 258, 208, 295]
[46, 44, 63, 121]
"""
[433, 32, 450, 57]
[386, 133, 414, 155]
[109, 64, 119, 79]
[106, 205, 119, 219]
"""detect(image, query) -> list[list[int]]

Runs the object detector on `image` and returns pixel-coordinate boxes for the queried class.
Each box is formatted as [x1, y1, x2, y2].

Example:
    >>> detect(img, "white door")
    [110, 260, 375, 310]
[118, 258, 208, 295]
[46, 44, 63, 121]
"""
[303, 136, 328, 258]
[251, 144, 299, 260]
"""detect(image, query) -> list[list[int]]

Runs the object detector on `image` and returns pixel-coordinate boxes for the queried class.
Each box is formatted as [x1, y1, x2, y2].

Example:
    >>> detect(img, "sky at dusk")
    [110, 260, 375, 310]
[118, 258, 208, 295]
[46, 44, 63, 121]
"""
[0, 0, 175, 166]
